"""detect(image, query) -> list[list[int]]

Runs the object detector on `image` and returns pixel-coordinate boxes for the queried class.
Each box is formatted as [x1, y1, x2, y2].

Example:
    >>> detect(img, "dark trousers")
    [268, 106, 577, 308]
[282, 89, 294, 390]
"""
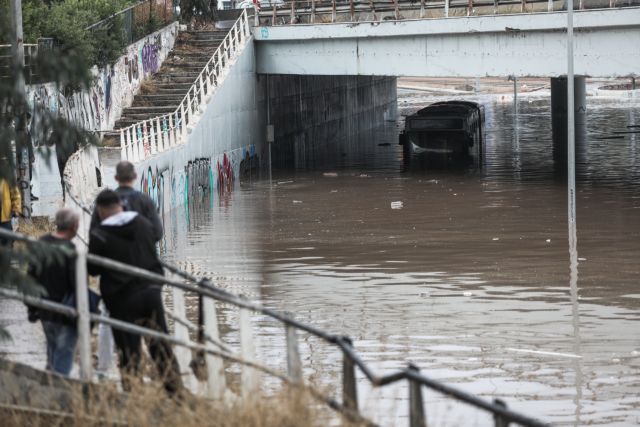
[0, 221, 13, 247]
[106, 286, 183, 394]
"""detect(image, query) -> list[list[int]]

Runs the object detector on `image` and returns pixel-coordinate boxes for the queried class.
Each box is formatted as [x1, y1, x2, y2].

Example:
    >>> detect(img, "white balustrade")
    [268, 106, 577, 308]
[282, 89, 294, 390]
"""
[156, 117, 163, 152]
[137, 124, 144, 162]
[126, 128, 133, 161]
[180, 104, 187, 140]
[120, 130, 126, 160]
[169, 114, 175, 147]
[150, 120, 157, 155]
[199, 76, 206, 107]
[119, 10, 249, 163]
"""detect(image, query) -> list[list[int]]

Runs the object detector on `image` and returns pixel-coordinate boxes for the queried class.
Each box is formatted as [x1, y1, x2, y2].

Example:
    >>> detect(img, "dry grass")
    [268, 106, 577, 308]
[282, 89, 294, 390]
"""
[16, 217, 55, 238]
[2, 376, 361, 427]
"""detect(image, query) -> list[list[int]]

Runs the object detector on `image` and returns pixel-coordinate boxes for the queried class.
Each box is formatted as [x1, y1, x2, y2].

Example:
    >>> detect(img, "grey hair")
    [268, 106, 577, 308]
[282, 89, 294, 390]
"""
[55, 208, 79, 232]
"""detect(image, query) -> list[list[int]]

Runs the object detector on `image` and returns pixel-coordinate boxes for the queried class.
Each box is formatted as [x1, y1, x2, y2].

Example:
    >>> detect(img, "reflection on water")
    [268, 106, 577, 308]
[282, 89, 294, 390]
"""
[160, 93, 640, 426]
[1, 93, 638, 425]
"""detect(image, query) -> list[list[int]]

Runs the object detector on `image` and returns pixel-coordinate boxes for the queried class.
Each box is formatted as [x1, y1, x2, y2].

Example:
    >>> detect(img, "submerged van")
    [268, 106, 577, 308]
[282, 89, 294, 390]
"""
[399, 101, 484, 162]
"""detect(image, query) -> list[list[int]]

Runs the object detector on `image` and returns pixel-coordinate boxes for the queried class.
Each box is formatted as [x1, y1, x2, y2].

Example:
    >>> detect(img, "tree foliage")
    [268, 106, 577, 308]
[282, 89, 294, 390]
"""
[1, 0, 133, 69]
[179, 0, 217, 22]
[0, 1, 98, 340]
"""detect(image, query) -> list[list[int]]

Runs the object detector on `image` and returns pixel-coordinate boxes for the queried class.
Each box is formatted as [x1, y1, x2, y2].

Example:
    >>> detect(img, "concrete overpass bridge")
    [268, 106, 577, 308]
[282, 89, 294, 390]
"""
[253, 4, 640, 77]
[115, 3, 640, 185]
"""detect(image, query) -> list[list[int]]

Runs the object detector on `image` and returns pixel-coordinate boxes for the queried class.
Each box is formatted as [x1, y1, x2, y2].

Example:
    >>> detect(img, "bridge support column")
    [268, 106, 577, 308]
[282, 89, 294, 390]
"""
[551, 75, 586, 168]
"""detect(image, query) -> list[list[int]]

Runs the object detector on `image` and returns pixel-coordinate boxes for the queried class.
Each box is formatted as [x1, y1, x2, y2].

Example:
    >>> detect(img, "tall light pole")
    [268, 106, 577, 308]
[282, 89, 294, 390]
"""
[567, 0, 575, 229]
[10, 0, 31, 218]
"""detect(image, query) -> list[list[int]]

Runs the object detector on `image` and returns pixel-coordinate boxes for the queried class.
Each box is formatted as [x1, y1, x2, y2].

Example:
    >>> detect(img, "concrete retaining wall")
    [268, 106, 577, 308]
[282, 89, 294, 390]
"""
[63, 145, 103, 243]
[30, 24, 178, 217]
[133, 39, 263, 215]
[264, 74, 397, 166]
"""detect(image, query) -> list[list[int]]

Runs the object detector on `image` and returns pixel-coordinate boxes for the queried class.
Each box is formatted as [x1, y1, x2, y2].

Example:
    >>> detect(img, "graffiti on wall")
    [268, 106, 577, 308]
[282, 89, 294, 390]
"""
[139, 145, 258, 216]
[25, 24, 177, 134]
[141, 35, 162, 75]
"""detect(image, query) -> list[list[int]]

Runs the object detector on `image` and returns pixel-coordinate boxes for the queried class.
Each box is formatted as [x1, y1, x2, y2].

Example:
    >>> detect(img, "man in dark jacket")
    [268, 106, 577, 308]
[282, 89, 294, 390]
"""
[90, 161, 162, 242]
[88, 189, 181, 394]
[28, 208, 79, 376]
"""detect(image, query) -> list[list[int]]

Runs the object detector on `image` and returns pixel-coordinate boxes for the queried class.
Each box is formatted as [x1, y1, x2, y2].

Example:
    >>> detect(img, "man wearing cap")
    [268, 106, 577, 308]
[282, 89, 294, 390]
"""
[90, 161, 162, 242]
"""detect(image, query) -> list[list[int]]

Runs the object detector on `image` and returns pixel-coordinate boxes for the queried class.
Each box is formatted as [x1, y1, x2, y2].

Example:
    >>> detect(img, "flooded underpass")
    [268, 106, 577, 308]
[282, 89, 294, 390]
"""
[160, 90, 640, 426]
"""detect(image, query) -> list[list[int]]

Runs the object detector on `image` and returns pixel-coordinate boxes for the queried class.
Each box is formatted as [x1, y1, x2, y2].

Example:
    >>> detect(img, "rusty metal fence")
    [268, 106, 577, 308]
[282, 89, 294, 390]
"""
[86, 0, 177, 46]
[256, 0, 640, 25]
[0, 224, 550, 427]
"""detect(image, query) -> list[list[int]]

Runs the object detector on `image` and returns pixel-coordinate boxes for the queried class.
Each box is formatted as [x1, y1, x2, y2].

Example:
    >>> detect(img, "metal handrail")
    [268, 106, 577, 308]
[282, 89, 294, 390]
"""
[118, 9, 251, 164]
[0, 225, 549, 427]
[257, 0, 637, 25]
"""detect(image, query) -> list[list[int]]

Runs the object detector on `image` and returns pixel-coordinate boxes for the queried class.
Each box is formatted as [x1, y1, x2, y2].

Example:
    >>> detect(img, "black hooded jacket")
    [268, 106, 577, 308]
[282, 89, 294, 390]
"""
[88, 211, 163, 305]
[89, 186, 163, 242]
[27, 234, 76, 322]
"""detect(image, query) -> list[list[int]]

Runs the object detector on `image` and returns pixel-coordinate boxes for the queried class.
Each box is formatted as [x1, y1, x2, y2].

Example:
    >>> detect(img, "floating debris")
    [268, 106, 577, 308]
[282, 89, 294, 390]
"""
[323, 172, 338, 177]
[391, 201, 403, 209]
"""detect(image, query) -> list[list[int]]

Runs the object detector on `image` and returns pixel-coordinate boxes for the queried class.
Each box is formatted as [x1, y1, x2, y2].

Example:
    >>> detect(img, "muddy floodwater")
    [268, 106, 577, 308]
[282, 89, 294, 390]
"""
[1, 91, 638, 426]
[161, 92, 640, 426]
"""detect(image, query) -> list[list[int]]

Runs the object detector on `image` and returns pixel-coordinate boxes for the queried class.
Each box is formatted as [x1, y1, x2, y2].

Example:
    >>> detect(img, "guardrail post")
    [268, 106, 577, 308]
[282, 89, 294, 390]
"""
[186, 91, 193, 126]
[548, 0, 553, 11]
[142, 121, 149, 159]
[444, 0, 449, 17]
[149, 119, 157, 155]
[332, 0, 336, 22]
[172, 284, 192, 389]
[120, 129, 126, 160]
[137, 125, 144, 162]
[468, 0, 473, 16]
[128, 128, 134, 162]
[285, 319, 302, 383]
[342, 337, 358, 412]
[494, 0, 499, 14]
[420, 0, 425, 18]
[493, 399, 510, 427]
[521, 0, 526, 12]
[205, 65, 212, 95]
[290, 0, 295, 24]
[349, 0, 355, 21]
[199, 76, 206, 108]
[394, 0, 399, 19]
[203, 295, 226, 398]
[272, 1, 277, 25]
[240, 307, 259, 398]
[75, 244, 92, 381]
[311, 0, 316, 23]
[408, 363, 426, 427]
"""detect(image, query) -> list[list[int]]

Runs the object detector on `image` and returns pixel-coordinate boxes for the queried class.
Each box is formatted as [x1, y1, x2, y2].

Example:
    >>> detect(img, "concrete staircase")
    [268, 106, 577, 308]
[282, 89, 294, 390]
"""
[108, 29, 230, 138]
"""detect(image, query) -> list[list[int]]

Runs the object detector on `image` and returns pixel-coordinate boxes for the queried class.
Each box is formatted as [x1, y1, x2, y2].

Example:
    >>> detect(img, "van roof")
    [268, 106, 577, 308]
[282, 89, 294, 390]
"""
[414, 100, 483, 118]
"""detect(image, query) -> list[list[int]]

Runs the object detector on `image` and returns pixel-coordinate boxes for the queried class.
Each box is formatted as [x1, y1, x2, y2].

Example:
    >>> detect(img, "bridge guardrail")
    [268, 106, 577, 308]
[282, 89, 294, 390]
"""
[118, 9, 251, 164]
[0, 226, 550, 427]
[256, 0, 637, 25]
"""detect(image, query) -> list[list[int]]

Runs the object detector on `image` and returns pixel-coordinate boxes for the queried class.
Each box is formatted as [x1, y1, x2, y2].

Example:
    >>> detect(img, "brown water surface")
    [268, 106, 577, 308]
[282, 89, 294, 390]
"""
[161, 93, 640, 426]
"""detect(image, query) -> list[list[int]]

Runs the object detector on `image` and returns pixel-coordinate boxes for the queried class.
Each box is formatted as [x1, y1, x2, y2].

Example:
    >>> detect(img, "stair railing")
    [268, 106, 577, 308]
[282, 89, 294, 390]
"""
[119, 9, 251, 163]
